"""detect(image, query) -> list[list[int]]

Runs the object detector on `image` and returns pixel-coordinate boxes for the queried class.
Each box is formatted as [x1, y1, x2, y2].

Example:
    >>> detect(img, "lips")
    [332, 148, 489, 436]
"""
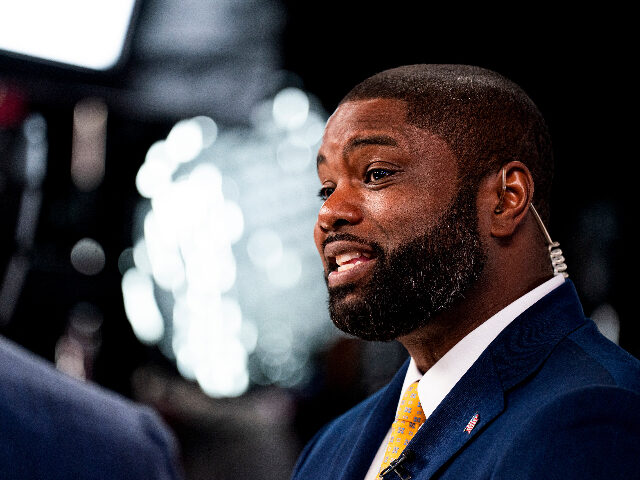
[323, 240, 377, 287]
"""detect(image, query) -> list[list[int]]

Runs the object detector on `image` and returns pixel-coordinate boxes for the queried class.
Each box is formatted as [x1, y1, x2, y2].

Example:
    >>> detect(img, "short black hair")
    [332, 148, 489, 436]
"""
[341, 64, 554, 222]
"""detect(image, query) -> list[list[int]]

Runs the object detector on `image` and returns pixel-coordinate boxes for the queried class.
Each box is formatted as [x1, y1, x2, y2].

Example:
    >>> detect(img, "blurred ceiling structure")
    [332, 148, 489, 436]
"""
[124, 0, 286, 123]
[1, 0, 288, 125]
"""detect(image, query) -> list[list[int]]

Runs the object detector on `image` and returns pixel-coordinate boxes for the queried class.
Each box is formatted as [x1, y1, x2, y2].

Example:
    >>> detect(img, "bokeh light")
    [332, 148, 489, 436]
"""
[123, 90, 334, 398]
[70, 238, 106, 276]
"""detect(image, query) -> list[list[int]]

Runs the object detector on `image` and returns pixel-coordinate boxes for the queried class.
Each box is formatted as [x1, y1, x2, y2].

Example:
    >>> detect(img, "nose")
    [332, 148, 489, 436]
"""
[316, 184, 363, 232]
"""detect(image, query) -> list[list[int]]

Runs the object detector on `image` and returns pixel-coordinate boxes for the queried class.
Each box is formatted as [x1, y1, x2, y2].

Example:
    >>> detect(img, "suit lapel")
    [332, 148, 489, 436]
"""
[398, 280, 586, 479]
[404, 350, 504, 478]
[330, 359, 409, 479]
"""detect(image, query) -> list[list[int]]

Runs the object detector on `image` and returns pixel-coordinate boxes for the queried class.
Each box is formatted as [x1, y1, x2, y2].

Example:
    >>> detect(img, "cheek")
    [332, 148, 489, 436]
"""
[365, 188, 452, 242]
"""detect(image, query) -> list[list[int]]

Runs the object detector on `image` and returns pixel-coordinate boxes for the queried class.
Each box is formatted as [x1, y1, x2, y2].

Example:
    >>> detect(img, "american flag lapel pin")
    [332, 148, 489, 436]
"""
[463, 413, 479, 434]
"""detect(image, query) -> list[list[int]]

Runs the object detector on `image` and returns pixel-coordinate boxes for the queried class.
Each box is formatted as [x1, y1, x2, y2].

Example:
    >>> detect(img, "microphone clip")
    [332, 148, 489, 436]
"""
[380, 450, 414, 479]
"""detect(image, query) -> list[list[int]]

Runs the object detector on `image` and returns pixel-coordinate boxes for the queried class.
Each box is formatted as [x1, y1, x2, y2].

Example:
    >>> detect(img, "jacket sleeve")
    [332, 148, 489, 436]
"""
[136, 406, 185, 480]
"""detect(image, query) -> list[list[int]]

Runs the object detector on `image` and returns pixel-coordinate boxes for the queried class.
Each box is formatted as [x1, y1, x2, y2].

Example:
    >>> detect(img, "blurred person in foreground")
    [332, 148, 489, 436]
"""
[291, 64, 640, 480]
[0, 335, 184, 479]
[0, 121, 183, 479]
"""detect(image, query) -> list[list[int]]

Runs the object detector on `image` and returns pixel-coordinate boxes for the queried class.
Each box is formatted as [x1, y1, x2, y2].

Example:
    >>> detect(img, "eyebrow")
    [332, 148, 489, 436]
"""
[316, 134, 399, 169]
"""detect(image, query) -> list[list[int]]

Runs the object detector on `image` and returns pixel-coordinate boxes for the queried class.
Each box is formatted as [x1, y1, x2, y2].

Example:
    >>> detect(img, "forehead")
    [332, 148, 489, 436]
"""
[319, 98, 459, 176]
[323, 98, 411, 143]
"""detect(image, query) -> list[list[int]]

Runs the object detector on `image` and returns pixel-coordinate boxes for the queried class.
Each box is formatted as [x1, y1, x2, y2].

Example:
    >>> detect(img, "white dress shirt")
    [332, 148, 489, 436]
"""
[364, 275, 565, 479]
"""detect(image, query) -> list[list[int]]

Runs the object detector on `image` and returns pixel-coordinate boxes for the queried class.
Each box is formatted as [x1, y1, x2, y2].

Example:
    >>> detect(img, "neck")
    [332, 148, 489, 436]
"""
[399, 241, 553, 373]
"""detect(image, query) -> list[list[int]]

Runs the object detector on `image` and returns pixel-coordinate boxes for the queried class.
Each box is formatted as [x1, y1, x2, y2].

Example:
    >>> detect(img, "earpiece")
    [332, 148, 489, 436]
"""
[495, 166, 568, 278]
[494, 167, 507, 214]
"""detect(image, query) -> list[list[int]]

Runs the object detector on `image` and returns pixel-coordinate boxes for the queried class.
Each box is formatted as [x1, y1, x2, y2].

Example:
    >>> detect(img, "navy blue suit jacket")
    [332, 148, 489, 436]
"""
[0, 336, 183, 480]
[292, 281, 640, 479]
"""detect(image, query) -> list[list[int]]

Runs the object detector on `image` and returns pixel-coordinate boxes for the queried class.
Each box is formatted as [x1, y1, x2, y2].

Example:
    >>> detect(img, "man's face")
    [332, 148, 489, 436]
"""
[314, 98, 486, 341]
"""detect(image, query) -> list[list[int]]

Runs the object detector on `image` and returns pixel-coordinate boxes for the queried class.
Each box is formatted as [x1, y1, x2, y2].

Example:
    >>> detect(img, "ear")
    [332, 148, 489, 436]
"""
[487, 161, 534, 238]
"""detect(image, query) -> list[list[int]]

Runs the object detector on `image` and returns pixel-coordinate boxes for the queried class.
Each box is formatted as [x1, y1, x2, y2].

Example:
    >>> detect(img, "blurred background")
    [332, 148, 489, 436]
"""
[0, 2, 634, 479]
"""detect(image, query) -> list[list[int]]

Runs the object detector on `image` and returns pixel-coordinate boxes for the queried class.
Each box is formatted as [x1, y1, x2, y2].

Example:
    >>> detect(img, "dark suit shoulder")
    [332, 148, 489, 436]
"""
[565, 319, 640, 391]
[0, 336, 182, 479]
[493, 386, 640, 480]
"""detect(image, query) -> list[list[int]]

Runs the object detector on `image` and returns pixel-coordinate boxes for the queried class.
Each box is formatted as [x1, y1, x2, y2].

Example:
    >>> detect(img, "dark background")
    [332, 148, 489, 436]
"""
[1, 3, 635, 479]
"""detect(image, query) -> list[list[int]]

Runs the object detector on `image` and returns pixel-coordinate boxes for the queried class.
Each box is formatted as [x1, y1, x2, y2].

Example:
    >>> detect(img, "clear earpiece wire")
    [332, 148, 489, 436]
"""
[530, 204, 568, 278]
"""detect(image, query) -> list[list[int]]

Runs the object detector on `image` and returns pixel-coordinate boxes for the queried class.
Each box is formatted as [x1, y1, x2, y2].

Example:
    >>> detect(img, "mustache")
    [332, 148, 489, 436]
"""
[322, 232, 385, 257]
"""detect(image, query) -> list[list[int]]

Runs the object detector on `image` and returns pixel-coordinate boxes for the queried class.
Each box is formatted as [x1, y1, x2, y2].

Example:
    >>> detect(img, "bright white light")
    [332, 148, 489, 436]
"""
[171, 297, 196, 380]
[145, 140, 173, 166]
[136, 141, 177, 199]
[267, 250, 302, 289]
[172, 294, 249, 397]
[175, 344, 197, 380]
[143, 211, 185, 291]
[184, 246, 236, 294]
[194, 339, 249, 398]
[272, 88, 309, 130]
[220, 297, 242, 335]
[192, 116, 218, 149]
[247, 229, 283, 269]
[239, 319, 258, 354]
[132, 239, 153, 275]
[166, 118, 204, 164]
[186, 164, 224, 206]
[151, 179, 194, 242]
[128, 86, 331, 396]
[0, 0, 137, 71]
[121, 268, 164, 344]
[170, 166, 237, 294]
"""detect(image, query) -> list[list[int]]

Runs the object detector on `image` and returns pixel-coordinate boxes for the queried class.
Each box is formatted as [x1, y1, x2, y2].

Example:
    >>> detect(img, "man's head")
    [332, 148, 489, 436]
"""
[314, 64, 554, 342]
[340, 64, 553, 222]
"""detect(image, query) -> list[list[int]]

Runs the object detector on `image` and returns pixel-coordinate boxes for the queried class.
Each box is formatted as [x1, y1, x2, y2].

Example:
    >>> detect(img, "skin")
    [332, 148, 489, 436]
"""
[314, 98, 553, 373]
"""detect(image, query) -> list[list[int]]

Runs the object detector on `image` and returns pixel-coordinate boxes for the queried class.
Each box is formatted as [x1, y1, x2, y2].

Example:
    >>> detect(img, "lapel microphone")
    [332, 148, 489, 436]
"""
[529, 203, 568, 278]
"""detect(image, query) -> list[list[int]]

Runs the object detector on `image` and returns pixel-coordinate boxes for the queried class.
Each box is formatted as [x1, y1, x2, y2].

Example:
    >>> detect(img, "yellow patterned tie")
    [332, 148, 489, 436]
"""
[378, 380, 426, 477]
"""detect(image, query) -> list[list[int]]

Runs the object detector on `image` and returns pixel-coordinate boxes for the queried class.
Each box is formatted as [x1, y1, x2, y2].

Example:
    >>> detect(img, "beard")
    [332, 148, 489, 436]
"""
[326, 185, 486, 341]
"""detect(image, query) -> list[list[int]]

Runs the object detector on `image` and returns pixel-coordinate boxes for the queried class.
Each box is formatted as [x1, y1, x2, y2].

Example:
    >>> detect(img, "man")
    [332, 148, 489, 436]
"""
[0, 334, 184, 479]
[291, 65, 640, 479]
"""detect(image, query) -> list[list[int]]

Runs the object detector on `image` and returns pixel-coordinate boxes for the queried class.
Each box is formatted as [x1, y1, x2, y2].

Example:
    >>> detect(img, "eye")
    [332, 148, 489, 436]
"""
[365, 168, 394, 183]
[318, 186, 335, 201]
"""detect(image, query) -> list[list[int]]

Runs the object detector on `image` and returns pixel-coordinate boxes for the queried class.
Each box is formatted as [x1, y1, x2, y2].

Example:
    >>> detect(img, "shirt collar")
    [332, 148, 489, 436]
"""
[402, 275, 565, 418]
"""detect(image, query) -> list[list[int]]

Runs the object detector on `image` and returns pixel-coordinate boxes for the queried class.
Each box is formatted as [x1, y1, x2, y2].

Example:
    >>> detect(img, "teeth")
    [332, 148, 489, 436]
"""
[335, 251, 370, 266]
[336, 251, 360, 266]
[335, 251, 360, 266]
[337, 261, 365, 272]
[335, 251, 372, 272]
[337, 263, 356, 272]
